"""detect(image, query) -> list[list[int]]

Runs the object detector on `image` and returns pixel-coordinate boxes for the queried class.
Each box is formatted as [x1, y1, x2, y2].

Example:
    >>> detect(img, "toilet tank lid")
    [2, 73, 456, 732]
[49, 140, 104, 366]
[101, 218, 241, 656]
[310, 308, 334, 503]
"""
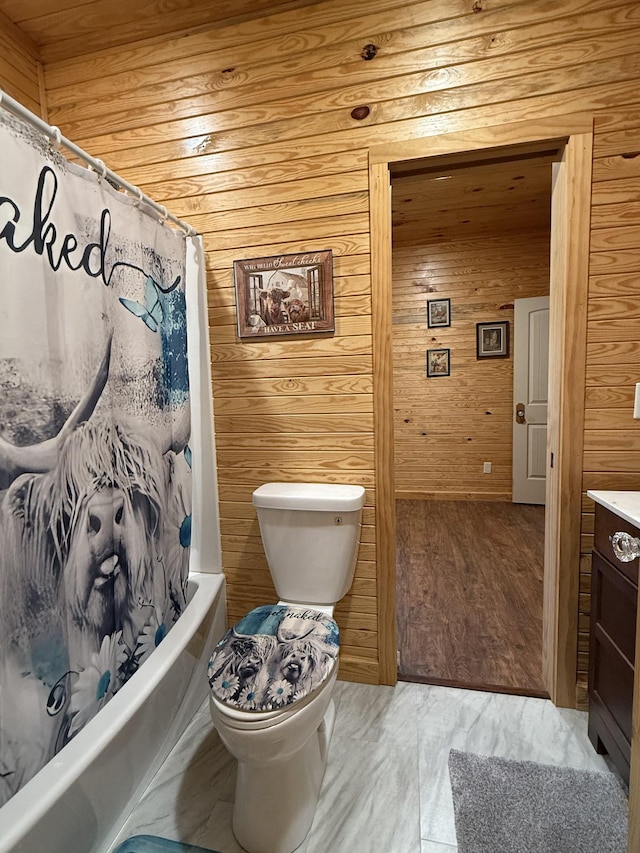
[253, 482, 365, 512]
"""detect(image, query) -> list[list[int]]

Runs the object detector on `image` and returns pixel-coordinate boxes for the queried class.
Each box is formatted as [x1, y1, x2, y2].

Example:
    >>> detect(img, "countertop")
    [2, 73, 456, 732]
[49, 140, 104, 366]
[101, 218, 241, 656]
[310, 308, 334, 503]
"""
[587, 490, 640, 529]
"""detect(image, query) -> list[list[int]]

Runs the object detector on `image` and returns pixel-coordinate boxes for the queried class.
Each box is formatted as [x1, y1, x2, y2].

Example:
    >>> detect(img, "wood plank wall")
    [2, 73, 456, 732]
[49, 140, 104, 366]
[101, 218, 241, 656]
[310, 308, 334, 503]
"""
[0, 11, 43, 116]
[392, 230, 550, 500]
[579, 108, 640, 705]
[1, 0, 639, 695]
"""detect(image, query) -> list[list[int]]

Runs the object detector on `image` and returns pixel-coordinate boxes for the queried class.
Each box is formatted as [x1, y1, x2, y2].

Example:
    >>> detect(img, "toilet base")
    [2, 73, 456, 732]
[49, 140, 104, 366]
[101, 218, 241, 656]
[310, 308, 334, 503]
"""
[232, 699, 336, 853]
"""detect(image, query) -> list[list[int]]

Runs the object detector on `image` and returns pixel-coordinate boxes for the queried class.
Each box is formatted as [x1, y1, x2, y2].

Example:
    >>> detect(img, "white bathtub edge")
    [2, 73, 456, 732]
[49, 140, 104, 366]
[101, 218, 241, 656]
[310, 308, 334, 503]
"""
[0, 571, 225, 853]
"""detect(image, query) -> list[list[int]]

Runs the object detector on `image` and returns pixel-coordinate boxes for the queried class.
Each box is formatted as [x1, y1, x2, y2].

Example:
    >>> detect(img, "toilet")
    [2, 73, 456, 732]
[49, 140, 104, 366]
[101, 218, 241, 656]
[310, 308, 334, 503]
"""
[207, 482, 365, 853]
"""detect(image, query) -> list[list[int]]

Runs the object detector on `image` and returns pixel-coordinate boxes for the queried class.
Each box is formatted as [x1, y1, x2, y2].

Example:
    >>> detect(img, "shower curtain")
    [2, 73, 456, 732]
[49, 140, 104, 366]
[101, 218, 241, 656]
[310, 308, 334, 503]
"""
[0, 111, 194, 805]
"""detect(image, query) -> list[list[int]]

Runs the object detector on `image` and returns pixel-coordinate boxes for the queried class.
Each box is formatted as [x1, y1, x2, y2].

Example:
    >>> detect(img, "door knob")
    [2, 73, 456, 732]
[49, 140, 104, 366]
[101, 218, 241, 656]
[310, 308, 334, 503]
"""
[515, 403, 526, 424]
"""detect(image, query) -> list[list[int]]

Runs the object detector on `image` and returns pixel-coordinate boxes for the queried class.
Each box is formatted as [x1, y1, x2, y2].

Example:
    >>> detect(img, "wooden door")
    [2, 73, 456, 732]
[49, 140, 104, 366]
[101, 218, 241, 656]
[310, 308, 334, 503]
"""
[513, 295, 550, 505]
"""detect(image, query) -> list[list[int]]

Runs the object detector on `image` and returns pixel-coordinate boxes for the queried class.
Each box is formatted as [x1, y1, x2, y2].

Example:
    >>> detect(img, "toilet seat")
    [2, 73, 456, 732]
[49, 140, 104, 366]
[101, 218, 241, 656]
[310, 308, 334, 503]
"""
[209, 670, 338, 733]
[208, 604, 339, 715]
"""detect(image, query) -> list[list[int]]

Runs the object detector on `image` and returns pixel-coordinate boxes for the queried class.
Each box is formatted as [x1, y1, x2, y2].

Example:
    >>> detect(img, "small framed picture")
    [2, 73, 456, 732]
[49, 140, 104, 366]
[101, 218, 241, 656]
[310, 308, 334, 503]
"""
[426, 348, 450, 377]
[476, 321, 509, 358]
[427, 298, 451, 328]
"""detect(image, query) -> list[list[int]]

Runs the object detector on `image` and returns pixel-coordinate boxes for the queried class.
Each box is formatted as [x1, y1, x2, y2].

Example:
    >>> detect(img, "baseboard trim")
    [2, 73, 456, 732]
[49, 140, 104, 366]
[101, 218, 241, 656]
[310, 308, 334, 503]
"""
[395, 491, 512, 502]
[398, 672, 549, 700]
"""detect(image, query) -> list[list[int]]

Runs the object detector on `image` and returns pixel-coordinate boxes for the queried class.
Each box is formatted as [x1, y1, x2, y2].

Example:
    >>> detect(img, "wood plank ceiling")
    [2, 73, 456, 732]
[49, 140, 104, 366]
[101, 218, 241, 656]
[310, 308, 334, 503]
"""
[391, 147, 559, 245]
[0, 0, 327, 63]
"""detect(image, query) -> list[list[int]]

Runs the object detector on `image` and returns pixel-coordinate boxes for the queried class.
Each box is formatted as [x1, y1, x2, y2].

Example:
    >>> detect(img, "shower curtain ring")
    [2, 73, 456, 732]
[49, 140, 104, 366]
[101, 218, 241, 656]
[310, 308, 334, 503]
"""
[132, 187, 143, 207]
[50, 126, 62, 151]
[94, 159, 107, 181]
[159, 205, 168, 224]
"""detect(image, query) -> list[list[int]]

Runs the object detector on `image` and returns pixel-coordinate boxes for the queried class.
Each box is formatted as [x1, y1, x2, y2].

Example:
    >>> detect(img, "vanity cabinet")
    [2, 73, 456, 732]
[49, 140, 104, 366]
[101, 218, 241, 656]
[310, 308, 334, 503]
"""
[588, 502, 639, 785]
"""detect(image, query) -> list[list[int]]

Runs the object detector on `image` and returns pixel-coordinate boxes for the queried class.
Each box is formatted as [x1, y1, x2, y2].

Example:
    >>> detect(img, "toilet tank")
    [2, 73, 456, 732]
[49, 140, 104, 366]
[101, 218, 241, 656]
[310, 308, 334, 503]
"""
[252, 483, 366, 606]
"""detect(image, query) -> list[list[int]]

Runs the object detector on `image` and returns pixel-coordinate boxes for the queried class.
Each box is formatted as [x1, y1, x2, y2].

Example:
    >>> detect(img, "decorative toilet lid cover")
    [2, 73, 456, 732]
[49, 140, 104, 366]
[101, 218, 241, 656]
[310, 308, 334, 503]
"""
[208, 604, 339, 712]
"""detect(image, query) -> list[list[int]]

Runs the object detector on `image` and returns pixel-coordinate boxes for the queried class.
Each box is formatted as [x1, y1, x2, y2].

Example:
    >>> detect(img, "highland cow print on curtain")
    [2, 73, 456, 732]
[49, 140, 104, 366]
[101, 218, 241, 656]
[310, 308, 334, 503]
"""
[0, 112, 192, 805]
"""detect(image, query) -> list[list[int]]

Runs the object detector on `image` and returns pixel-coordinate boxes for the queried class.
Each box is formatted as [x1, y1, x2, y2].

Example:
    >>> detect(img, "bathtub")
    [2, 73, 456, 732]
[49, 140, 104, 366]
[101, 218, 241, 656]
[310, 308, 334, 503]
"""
[0, 571, 226, 853]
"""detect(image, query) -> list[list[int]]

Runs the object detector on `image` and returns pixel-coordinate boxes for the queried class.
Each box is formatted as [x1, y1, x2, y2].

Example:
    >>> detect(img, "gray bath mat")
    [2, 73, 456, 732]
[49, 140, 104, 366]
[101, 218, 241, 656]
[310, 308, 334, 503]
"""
[113, 836, 220, 853]
[448, 749, 628, 852]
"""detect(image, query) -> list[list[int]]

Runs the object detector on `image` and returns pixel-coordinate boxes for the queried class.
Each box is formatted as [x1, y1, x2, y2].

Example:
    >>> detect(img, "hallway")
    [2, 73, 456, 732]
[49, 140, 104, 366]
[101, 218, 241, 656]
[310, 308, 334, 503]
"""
[396, 499, 546, 696]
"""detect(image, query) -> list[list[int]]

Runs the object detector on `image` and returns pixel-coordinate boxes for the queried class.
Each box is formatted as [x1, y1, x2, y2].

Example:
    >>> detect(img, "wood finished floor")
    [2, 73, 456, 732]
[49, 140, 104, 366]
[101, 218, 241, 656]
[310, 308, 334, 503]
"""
[396, 499, 547, 697]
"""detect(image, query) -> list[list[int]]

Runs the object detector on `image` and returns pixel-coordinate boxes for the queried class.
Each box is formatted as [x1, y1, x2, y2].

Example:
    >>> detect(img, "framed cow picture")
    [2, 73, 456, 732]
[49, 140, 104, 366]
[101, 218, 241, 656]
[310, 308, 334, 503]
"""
[233, 250, 334, 339]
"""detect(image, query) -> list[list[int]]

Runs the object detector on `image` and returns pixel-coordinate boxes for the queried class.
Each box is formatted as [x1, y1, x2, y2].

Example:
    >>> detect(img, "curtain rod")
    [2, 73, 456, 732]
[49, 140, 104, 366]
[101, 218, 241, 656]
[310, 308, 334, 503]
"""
[0, 88, 197, 237]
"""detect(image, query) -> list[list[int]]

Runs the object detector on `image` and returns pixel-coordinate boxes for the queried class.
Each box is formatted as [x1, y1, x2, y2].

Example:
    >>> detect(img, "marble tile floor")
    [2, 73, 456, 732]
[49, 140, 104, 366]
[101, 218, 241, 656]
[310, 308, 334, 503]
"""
[108, 680, 614, 853]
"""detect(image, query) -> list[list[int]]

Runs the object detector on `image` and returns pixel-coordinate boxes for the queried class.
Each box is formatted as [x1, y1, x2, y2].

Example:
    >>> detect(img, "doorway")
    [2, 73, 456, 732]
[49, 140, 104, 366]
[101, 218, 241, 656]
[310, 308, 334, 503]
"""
[391, 151, 554, 696]
[369, 121, 593, 707]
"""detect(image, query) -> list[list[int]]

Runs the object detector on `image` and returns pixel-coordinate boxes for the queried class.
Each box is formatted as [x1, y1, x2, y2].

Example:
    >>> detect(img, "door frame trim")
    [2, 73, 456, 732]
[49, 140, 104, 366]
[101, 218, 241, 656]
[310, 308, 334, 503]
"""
[369, 113, 593, 704]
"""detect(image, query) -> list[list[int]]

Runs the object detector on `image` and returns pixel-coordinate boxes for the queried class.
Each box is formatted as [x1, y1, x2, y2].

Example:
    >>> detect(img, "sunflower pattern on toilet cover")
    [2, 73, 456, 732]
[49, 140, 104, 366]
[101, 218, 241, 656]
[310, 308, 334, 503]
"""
[208, 604, 339, 712]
